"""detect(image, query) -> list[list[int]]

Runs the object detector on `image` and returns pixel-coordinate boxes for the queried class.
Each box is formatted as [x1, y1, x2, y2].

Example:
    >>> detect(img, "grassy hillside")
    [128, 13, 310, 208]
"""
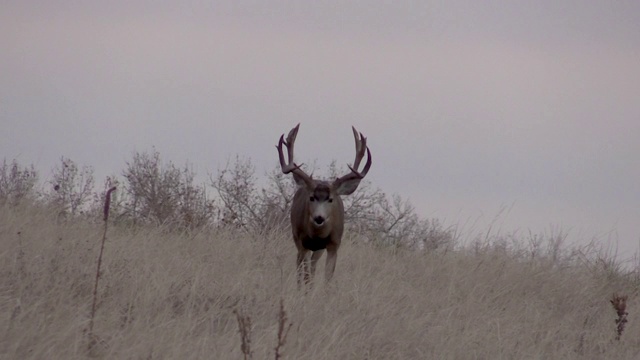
[1, 203, 638, 359]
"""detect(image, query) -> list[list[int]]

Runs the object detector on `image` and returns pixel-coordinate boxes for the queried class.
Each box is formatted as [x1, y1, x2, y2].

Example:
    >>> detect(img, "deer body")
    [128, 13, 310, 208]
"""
[276, 124, 371, 283]
[291, 181, 345, 281]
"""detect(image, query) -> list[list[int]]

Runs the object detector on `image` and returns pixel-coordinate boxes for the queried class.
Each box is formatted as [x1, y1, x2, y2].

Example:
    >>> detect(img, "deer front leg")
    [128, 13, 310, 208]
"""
[296, 249, 310, 285]
[310, 249, 325, 279]
[325, 244, 338, 281]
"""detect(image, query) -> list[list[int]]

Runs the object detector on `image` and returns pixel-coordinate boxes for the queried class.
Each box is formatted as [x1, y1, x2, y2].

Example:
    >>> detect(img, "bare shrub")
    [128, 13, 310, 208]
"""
[123, 150, 213, 229]
[176, 173, 215, 229]
[212, 156, 263, 231]
[44, 157, 95, 217]
[0, 158, 38, 205]
[123, 150, 180, 225]
[258, 168, 298, 232]
[352, 192, 454, 251]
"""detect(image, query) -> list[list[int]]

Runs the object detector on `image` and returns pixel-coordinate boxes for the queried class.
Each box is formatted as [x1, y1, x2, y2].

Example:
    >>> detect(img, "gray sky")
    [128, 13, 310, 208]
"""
[2, 1, 639, 255]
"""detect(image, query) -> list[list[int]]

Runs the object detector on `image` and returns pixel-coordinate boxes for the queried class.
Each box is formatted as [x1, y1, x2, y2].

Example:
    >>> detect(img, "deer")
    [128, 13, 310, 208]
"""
[276, 123, 372, 284]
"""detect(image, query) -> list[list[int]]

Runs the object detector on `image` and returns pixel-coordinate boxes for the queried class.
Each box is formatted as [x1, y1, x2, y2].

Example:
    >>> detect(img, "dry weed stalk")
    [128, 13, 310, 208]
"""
[87, 186, 116, 350]
[610, 293, 628, 341]
[274, 298, 292, 360]
[234, 308, 253, 360]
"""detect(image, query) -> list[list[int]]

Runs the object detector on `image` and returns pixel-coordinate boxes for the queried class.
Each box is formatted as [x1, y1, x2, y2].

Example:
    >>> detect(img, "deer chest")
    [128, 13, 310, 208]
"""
[301, 236, 331, 251]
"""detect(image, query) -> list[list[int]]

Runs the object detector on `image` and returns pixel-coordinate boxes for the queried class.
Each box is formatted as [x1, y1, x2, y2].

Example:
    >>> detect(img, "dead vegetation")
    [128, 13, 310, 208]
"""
[1, 200, 639, 359]
[0, 155, 638, 358]
[611, 293, 629, 341]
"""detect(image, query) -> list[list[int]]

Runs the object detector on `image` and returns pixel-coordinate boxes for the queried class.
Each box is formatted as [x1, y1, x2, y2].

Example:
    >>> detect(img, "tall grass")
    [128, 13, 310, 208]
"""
[0, 203, 638, 359]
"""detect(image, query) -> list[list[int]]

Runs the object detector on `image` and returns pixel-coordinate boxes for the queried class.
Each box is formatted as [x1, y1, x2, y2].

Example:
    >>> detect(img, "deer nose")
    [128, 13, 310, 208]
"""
[313, 216, 325, 225]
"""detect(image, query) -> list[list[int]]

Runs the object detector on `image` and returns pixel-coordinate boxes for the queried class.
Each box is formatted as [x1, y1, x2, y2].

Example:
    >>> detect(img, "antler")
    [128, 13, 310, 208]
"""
[276, 123, 314, 187]
[334, 126, 372, 188]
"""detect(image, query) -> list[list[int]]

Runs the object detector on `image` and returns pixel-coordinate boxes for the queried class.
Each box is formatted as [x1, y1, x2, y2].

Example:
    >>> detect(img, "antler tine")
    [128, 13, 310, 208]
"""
[333, 126, 372, 190]
[346, 146, 372, 178]
[285, 123, 300, 165]
[276, 124, 314, 186]
[350, 146, 371, 177]
[351, 126, 368, 171]
[276, 134, 292, 174]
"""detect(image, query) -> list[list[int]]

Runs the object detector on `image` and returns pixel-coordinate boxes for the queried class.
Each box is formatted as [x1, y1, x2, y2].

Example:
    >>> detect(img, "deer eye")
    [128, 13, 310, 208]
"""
[328, 198, 333, 203]
[309, 196, 315, 202]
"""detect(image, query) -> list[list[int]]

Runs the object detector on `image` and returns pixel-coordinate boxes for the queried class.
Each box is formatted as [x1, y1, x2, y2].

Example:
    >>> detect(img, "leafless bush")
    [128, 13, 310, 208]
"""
[258, 168, 297, 232]
[177, 173, 215, 229]
[0, 158, 38, 206]
[123, 150, 180, 224]
[352, 192, 454, 251]
[123, 150, 213, 229]
[212, 156, 263, 231]
[44, 157, 95, 217]
[364, 193, 419, 247]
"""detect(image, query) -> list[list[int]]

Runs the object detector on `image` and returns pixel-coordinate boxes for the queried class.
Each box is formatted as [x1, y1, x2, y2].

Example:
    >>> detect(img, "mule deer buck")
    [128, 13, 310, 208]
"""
[276, 124, 372, 283]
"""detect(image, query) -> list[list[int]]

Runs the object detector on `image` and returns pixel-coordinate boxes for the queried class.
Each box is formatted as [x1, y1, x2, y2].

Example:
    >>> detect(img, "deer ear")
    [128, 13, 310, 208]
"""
[334, 178, 362, 195]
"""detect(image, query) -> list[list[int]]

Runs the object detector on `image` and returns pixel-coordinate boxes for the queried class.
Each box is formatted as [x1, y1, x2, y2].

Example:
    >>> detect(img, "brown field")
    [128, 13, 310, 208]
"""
[1, 204, 639, 359]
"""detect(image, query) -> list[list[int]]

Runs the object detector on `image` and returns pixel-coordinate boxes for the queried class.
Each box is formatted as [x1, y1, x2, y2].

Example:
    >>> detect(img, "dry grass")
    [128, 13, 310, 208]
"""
[1, 203, 639, 359]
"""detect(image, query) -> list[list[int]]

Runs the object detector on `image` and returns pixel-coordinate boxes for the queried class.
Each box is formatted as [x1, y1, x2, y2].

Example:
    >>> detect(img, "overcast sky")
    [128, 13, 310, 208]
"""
[2, 1, 639, 256]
